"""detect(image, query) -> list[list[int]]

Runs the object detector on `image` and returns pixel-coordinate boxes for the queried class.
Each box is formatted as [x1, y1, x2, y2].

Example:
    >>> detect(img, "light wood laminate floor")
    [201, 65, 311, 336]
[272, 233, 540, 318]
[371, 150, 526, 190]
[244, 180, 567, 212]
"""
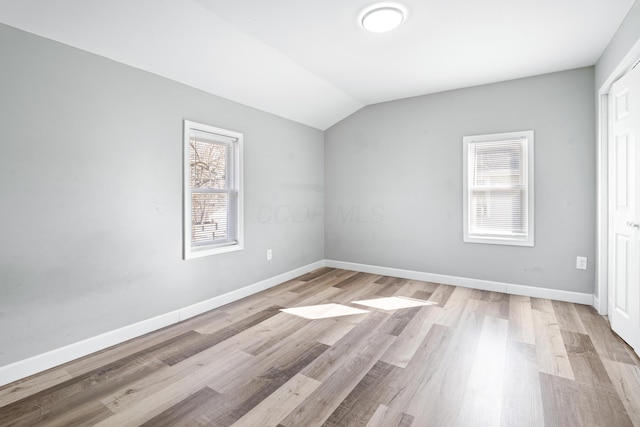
[1, 268, 640, 426]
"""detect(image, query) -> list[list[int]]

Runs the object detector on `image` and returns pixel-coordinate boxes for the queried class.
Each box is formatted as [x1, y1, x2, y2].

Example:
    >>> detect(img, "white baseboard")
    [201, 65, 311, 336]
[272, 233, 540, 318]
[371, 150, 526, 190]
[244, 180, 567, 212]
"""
[325, 260, 595, 306]
[0, 260, 324, 388]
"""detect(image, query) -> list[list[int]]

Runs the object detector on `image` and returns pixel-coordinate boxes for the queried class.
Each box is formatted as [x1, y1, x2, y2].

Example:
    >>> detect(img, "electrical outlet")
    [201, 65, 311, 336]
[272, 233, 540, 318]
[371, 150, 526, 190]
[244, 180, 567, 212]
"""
[576, 256, 587, 270]
[267, 249, 272, 261]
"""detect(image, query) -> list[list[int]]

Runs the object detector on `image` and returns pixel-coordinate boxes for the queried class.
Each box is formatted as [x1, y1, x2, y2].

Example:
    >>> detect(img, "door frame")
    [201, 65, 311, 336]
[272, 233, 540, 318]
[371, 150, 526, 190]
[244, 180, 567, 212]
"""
[597, 39, 640, 316]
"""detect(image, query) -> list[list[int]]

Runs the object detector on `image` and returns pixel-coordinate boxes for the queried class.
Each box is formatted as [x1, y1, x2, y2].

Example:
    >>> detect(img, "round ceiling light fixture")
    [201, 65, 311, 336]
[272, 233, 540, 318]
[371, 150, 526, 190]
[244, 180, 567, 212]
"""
[360, 4, 406, 33]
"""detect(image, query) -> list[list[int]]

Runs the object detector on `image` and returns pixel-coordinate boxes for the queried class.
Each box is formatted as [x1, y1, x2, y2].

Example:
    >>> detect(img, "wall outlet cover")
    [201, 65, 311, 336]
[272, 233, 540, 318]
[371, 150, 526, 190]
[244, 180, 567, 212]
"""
[576, 256, 587, 270]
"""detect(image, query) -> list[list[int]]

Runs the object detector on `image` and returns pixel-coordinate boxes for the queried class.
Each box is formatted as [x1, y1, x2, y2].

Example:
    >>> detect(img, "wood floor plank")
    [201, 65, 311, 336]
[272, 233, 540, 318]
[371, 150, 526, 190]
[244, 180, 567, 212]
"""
[603, 359, 640, 426]
[387, 279, 437, 300]
[218, 285, 293, 315]
[552, 300, 588, 334]
[562, 330, 613, 386]
[435, 285, 475, 327]
[0, 368, 73, 407]
[471, 289, 509, 304]
[577, 381, 634, 427]
[45, 400, 114, 427]
[177, 312, 311, 371]
[374, 278, 408, 297]
[314, 313, 369, 347]
[366, 404, 392, 427]
[100, 340, 255, 409]
[323, 360, 398, 427]
[231, 312, 312, 356]
[301, 311, 391, 382]
[397, 413, 415, 427]
[377, 307, 421, 336]
[333, 272, 377, 290]
[373, 275, 399, 285]
[193, 307, 274, 334]
[65, 309, 233, 378]
[500, 341, 544, 427]
[279, 331, 395, 427]
[574, 304, 639, 364]
[378, 324, 453, 415]
[259, 289, 309, 307]
[96, 350, 254, 426]
[326, 280, 386, 306]
[231, 373, 320, 427]
[287, 271, 359, 294]
[531, 298, 575, 379]
[0, 352, 166, 426]
[379, 304, 443, 368]
[162, 305, 283, 365]
[283, 284, 345, 309]
[402, 279, 440, 295]
[139, 386, 221, 427]
[206, 325, 330, 395]
[470, 298, 509, 320]
[201, 342, 329, 426]
[540, 372, 633, 427]
[405, 304, 485, 426]
[365, 404, 414, 427]
[507, 295, 535, 345]
[296, 267, 336, 282]
[455, 315, 509, 427]
[409, 290, 432, 300]
[427, 283, 456, 306]
[539, 372, 588, 427]
[157, 331, 223, 366]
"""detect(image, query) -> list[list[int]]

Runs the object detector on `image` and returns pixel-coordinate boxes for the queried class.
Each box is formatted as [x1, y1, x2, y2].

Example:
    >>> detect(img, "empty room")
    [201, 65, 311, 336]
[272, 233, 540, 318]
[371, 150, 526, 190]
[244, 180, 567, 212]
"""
[2, 0, 640, 425]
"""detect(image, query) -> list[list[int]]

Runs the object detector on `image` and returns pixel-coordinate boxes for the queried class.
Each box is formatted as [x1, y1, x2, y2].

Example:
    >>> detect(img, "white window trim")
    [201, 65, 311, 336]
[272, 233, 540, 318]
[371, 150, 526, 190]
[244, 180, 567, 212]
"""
[463, 130, 535, 247]
[183, 120, 244, 259]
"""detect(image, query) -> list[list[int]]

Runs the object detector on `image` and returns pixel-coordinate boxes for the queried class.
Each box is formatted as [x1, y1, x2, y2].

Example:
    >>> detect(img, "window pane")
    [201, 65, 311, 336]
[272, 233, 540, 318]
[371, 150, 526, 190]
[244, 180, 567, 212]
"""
[473, 141, 524, 187]
[191, 192, 230, 245]
[189, 132, 228, 190]
[470, 189, 526, 236]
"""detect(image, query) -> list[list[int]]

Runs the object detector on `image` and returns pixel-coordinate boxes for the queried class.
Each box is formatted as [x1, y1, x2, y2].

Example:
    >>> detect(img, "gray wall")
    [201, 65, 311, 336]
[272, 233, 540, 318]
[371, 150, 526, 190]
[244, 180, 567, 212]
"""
[325, 67, 596, 294]
[0, 24, 324, 366]
[595, 0, 640, 90]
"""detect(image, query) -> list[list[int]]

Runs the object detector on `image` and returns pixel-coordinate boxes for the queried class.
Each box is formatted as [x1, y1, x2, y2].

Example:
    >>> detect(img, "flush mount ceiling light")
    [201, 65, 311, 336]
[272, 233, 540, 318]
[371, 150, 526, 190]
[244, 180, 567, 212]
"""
[360, 4, 406, 33]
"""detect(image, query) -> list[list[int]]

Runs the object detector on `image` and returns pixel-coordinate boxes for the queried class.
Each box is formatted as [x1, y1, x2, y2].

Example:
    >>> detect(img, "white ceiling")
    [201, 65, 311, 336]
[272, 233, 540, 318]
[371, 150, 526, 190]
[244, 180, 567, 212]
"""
[0, 0, 635, 129]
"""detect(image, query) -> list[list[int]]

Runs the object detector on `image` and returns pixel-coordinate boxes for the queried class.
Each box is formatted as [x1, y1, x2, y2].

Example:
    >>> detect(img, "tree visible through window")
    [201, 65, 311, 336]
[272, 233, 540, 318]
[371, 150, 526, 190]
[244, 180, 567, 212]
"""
[183, 120, 243, 259]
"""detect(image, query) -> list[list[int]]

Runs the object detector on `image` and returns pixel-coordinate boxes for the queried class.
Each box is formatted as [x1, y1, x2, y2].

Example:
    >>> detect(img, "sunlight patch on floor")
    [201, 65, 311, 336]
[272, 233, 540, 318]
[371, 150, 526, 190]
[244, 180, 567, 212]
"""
[352, 296, 436, 311]
[280, 303, 369, 320]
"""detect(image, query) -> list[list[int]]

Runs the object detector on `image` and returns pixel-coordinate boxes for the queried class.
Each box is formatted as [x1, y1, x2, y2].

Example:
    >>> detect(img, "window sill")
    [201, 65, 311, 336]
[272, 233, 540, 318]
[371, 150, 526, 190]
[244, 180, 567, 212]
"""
[184, 242, 244, 260]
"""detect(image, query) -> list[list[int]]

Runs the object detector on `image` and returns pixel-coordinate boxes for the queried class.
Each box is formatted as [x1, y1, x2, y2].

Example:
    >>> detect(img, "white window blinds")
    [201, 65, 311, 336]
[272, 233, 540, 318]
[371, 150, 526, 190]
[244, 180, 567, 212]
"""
[463, 131, 534, 247]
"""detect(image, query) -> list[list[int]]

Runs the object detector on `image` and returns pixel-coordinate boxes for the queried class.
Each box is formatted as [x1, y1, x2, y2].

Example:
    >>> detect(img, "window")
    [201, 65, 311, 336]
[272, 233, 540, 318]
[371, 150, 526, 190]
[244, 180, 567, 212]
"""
[463, 130, 534, 247]
[183, 120, 243, 259]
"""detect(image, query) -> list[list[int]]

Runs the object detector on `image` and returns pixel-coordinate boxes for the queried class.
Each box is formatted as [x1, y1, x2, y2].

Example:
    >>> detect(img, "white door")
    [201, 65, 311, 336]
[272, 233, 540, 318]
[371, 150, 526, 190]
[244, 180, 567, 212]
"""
[609, 63, 640, 352]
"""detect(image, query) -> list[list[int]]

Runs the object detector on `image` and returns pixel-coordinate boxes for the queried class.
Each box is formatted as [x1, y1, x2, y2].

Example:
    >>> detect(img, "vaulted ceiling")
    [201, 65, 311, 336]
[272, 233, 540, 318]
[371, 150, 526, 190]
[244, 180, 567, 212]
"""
[0, 0, 635, 129]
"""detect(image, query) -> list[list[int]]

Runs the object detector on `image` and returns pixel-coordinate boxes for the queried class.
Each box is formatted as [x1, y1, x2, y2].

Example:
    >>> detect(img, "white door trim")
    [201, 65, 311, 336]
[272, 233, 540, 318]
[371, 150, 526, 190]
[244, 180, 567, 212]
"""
[597, 38, 640, 315]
